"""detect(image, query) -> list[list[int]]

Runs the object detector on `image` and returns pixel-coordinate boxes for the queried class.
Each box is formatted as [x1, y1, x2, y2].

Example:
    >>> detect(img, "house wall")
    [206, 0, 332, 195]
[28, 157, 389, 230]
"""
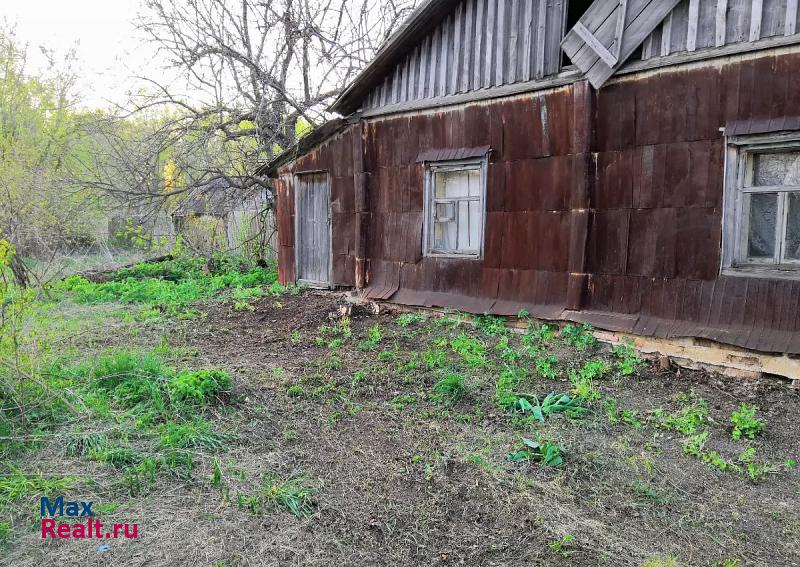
[276, 47, 800, 354]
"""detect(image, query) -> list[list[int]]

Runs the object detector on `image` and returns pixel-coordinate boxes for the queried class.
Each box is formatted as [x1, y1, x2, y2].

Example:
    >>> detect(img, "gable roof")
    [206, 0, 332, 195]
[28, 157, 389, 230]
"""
[331, 0, 683, 115]
[330, 0, 463, 115]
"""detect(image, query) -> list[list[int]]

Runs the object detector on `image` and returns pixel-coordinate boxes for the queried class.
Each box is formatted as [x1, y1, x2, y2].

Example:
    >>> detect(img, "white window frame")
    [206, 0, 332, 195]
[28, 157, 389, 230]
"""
[422, 157, 488, 259]
[722, 132, 800, 279]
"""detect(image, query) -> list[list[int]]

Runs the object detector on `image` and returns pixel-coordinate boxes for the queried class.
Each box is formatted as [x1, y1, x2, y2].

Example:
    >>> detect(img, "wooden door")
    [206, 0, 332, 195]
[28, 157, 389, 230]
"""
[295, 172, 331, 287]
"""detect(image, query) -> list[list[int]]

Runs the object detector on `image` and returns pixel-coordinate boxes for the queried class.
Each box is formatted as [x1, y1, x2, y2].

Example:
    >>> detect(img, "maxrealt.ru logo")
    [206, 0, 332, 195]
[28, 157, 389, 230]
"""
[40, 496, 138, 539]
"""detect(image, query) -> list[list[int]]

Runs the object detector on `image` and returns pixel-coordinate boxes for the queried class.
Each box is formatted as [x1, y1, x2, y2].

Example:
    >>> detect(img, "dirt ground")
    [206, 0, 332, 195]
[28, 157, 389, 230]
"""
[6, 290, 800, 567]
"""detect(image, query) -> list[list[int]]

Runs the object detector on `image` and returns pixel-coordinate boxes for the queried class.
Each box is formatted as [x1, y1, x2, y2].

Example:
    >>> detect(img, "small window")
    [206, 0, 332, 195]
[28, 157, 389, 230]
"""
[423, 159, 487, 258]
[723, 135, 800, 276]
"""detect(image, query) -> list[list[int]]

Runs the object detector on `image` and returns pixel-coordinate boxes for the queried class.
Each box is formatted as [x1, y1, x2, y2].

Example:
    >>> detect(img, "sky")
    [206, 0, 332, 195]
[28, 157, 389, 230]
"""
[3, 0, 161, 109]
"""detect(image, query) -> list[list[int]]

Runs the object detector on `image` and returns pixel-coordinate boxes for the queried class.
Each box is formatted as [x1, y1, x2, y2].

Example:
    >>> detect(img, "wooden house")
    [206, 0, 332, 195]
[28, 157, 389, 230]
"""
[263, 0, 800, 382]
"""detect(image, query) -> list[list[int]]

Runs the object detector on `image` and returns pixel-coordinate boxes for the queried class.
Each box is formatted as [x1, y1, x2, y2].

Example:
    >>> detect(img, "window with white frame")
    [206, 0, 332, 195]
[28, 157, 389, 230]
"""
[723, 135, 800, 275]
[423, 159, 487, 257]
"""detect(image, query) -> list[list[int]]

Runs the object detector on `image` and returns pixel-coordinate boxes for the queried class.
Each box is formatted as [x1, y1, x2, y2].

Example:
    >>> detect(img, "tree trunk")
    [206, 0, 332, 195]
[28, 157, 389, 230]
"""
[9, 251, 29, 287]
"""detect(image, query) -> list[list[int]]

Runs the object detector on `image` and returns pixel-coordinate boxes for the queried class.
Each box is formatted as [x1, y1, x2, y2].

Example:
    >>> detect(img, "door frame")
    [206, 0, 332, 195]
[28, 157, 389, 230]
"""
[293, 170, 332, 289]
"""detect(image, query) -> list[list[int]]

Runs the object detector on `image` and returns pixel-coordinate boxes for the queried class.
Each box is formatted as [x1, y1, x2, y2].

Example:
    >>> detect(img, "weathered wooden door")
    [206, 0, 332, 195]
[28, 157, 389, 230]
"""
[295, 172, 331, 287]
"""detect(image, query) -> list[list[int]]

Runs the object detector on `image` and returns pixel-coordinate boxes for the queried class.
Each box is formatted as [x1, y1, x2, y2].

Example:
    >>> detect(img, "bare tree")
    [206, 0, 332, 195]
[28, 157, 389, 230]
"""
[124, 0, 416, 199]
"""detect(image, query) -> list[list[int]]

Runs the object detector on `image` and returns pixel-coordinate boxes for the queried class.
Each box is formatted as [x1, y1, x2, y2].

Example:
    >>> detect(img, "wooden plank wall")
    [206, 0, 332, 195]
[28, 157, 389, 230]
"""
[641, 0, 800, 59]
[363, 0, 566, 112]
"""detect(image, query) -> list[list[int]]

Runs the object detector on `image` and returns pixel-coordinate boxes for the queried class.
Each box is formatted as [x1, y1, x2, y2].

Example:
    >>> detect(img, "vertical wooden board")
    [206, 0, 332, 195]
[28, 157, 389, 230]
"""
[508, 0, 520, 84]
[484, 0, 496, 89]
[750, 0, 764, 40]
[668, 0, 690, 53]
[494, 0, 506, 86]
[534, 0, 547, 78]
[451, 4, 463, 95]
[473, 0, 485, 90]
[786, 0, 799, 34]
[759, 0, 787, 37]
[695, 0, 721, 49]
[461, 0, 474, 93]
[438, 15, 450, 97]
[521, 0, 534, 81]
[687, 0, 701, 51]
[726, 0, 752, 43]
[715, 0, 729, 46]
[417, 35, 429, 100]
[661, 11, 674, 55]
[428, 27, 440, 99]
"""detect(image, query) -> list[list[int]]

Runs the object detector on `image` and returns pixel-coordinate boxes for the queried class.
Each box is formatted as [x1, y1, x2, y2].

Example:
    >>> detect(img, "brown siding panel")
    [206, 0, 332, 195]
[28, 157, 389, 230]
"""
[273, 52, 800, 354]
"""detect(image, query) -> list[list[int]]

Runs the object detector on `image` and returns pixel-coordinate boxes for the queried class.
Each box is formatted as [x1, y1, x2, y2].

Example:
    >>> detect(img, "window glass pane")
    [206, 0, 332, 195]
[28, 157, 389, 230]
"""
[746, 193, 778, 259]
[435, 202, 455, 221]
[434, 169, 475, 198]
[468, 200, 482, 248]
[753, 152, 800, 186]
[467, 169, 481, 197]
[434, 221, 456, 250]
[785, 192, 800, 261]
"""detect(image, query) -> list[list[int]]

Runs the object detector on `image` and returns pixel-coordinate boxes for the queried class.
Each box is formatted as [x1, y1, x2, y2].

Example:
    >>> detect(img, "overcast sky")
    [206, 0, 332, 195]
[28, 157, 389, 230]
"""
[4, 0, 161, 109]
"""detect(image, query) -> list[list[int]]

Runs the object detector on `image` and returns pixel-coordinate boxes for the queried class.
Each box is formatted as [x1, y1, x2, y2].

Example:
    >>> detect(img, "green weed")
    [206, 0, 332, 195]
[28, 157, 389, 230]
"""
[561, 322, 598, 351]
[168, 369, 231, 405]
[507, 437, 563, 467]
[547, 533, 574, 558]
[390, 394, 417, 410]
[474, 314, 506, 336]
[260, 474, 315, 517]
[431, 373, 466, 407]
[569, 371, 600, 402]
[159, 418, 227, 450]
[423, 348, 448, 369]
[730, 403, 765, 440]
[655, 393, 708, 435]
[358, 324, 383, 351]
[579, 359, 611, 380]
[612, 341, 641, 375]
[450, 333, 488, 367]
[534, 353, 560, 379]
[397, 313, 425, 327]
[513, 392, 587, 421]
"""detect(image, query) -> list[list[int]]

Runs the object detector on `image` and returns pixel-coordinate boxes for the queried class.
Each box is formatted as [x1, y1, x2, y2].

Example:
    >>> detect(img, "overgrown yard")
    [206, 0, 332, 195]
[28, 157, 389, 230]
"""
[1, 258, 799, 566]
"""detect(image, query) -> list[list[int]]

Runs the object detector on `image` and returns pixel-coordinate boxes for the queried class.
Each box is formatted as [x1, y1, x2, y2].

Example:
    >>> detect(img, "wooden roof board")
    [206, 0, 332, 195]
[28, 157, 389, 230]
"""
[563, 0, 684, 88]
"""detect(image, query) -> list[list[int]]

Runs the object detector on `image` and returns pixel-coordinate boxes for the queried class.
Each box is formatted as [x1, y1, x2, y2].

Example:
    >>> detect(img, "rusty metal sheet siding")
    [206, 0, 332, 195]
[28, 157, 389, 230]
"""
[581, 51, 800, 352]
[361, 83, 585, 312]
